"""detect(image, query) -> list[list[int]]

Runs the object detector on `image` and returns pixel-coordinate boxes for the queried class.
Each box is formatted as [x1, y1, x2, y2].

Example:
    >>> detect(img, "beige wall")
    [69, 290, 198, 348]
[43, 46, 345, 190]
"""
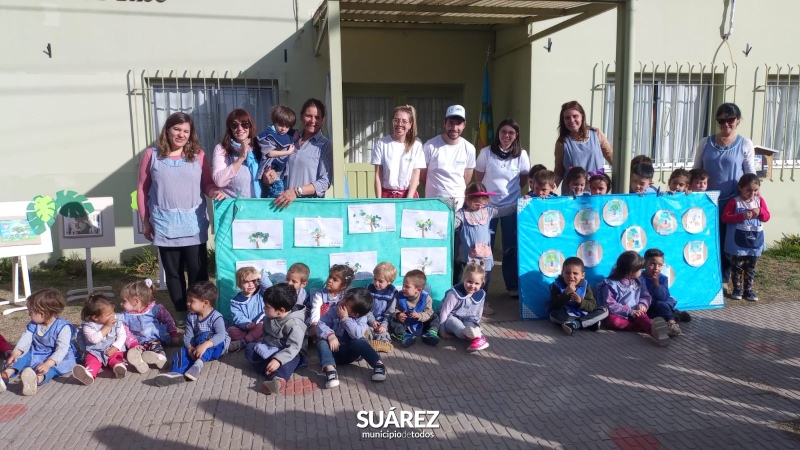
[520, 0, 799, 241]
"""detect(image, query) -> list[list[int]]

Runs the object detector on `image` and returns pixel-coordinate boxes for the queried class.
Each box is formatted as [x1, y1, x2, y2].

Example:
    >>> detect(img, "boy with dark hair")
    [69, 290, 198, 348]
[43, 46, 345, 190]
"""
[527, 164, 548, 193]
[155, 281, 229, 386]
[643, 249, 691, 337]
[668, 168, 691, 194]
[630, 162, 657, 194]
[389, 270, 440, 348]
[317, 288, 387, 388]
[258, 105, 298, 198]
[549, 257, 608, 335]
[526, 169, 559, 198]
[689, 168, 709, 192]
[244, 283, 308, 395]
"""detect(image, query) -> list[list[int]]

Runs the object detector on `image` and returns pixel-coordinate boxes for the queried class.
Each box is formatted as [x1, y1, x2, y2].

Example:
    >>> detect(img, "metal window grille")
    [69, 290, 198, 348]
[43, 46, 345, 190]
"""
[754, 65, 800, 179]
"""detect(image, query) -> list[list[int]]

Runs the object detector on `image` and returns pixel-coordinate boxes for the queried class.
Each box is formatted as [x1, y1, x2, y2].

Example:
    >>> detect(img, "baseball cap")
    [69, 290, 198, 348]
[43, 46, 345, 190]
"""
[445, 105, 466, 121]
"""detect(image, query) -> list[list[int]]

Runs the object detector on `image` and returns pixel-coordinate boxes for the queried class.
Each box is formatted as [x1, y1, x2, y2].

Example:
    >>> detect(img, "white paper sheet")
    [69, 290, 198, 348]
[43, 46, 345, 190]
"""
[400, 247, 447, 275]
[294, 217, 344, 247]
[329, 251, 378, 280]
[347, 203, 396, 234]
[236, 259, 288, 284]
[400, 209, 449, 239]
[232, 220, 283, 249]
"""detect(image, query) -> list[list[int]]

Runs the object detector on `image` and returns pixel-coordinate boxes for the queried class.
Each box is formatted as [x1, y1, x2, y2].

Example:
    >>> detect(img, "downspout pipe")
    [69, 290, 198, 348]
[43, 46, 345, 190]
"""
[612, 0, 635, 194]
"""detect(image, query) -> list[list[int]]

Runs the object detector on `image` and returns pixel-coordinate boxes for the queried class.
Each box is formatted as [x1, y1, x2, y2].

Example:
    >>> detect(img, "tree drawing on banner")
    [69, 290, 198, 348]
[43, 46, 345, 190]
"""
[310, 227, 326, 247]
[415, 219, 433, 237]
[544, 251, 559, 270]
[354, 209, 381, 232]
[249, 232, 270, 248]
[417, 257, 433, 274]
[345, 261, 362, 274]
[25, 190, 94, 235]
[261, 269, 281, 285]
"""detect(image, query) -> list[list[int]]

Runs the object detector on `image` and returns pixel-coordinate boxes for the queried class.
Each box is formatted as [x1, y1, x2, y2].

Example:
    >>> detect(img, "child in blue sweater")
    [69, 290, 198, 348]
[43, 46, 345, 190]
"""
[643, 249, 691, 338]
[366, 262, 397, 353]
[317, 288, 386, 389]
[389, 270, 440, 348]
[227, 266, 273, 353]
[549, 257, 608, 336]
[596, 251, 669, 347]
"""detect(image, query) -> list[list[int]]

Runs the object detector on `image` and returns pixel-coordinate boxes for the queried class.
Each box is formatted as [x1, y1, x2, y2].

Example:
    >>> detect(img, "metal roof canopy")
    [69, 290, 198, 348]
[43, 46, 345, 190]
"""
[315, 0, 636, 196]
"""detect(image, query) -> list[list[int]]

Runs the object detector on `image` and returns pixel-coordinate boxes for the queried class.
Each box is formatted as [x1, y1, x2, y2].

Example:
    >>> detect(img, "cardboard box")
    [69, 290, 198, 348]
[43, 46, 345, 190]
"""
[754, 146, 780, 180]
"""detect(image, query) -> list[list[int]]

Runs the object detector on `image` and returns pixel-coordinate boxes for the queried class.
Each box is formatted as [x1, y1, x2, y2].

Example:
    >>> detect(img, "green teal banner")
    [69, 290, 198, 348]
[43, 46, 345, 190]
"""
[214, 198, 454, 320]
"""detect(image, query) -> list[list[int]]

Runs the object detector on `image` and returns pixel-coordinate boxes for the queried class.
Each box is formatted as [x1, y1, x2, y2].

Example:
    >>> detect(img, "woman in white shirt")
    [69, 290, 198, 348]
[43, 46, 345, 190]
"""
[371, 105, 425, 198]
[475, 118, 530, 298]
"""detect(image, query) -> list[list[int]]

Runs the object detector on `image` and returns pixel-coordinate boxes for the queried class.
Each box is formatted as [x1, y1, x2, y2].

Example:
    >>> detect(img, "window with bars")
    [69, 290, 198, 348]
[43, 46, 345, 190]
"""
[343, 85, 461, 163]
[762, 76, 800, 164]
[148, 79, 277, 154]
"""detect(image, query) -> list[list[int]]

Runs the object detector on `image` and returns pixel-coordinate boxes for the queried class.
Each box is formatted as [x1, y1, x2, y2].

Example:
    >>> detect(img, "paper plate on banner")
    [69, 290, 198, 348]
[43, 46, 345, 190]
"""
[602, 199, 628, 226]
[539, 250, 565, 278]
[684, 241, 708, 267]
[538, 210, 565, 238]
[621, 226, 647, 252]
[573, 208, 600, 236]
[662, 263, 676, 287]
[682, 207, 707, 234]
[652, 210, 678, 236]
[577, 241, 603, 268]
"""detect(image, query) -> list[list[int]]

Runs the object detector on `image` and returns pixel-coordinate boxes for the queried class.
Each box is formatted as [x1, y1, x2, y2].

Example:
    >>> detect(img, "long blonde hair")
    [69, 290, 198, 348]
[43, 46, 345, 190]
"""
[156, 112, 202, 162]
[394, 105, 418, 153]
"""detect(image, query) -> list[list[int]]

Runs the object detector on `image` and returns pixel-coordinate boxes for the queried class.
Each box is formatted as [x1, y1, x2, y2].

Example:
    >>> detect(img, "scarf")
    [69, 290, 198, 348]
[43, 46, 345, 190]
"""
[232, 140, 261, 198]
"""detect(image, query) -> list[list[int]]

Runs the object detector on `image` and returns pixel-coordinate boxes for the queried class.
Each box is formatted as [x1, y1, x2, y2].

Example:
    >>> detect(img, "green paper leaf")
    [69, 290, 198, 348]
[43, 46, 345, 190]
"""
[131, 190, 138, 211]
[26, 195, 57, 227]
[56, 190, 94, 218]
[26, 216, 48, 235]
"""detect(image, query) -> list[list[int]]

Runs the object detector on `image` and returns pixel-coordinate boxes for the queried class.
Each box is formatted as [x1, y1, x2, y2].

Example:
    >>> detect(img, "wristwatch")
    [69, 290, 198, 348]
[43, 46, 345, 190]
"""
[296, 186, 303, 197]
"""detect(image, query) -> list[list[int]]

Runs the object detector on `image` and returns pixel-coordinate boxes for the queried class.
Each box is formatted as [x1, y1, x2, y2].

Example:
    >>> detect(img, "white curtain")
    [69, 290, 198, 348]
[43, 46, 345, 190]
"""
[407, 96, 456, 143]
[344, 96, 394, 163]
[150, 82, 276, 153]
[764, 84, 800, 163]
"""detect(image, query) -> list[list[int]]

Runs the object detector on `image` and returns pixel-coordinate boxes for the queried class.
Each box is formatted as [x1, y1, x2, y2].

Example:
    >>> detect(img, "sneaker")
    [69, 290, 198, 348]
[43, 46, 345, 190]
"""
[730, 289, 743, 300]
[674, 310, 692, 322]
[561, 323, 574, 336]
[184, 363, 202, 381]
[421, 330, 440, 346]
[113, 364, 128, 379]
[482, 304, 496, 316]
[324, 369, 340, 389]
[20, 368, 38, 396]
[372, 364, 387, 382]
[467, 336, 490, 352]
[508, 290, 519, 298]
[401, 334, 417, 348]
[462, 326, 480, 340]
[369, 340, 394, 353]
[0, 372, 5, 393]
[155, 372, 185, 387]
[126, 348, 149, 374]
[667, 320, 682, 337]
[391, 333, 405, 342]
[744, 291, 759, 302]
[143, 351, 168, 369]
[72, 365, 95, 386]
[261, 377, 286, 395]
[650, 317, 670, 347]
[228, 339, 244, 353]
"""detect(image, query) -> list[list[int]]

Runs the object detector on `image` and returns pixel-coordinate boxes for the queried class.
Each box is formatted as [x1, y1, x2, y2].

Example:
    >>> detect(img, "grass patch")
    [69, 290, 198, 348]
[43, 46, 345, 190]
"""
[763, 233, 800, 260]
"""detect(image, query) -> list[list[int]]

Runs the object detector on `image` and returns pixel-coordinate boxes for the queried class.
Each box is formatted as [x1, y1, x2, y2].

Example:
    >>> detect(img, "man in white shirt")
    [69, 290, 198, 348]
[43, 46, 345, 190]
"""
[420, 105, 476, 209]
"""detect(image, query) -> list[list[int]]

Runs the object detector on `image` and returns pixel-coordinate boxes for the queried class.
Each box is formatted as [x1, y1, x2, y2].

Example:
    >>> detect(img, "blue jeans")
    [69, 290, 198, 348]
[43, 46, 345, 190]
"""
[245, 344, 307, 381]
[489, 214, 519, 291]
[648, 302, 676, 322]
[171, 331, 226, 373]
[9, 352, 60, 385]
[317, 333, 380, 369]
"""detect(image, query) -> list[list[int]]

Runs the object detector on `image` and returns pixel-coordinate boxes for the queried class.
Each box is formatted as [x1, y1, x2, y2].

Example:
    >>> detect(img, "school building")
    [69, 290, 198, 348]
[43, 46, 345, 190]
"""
[0, 0, 798, 263]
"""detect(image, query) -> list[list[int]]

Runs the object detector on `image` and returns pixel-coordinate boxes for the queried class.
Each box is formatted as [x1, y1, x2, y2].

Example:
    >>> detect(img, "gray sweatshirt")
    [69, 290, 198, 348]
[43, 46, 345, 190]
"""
[261, 304, 308, 365]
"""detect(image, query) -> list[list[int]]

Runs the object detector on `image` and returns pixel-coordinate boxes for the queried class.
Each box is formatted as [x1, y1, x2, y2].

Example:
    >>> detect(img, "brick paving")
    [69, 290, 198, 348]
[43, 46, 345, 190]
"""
[2, 298, 800, 449]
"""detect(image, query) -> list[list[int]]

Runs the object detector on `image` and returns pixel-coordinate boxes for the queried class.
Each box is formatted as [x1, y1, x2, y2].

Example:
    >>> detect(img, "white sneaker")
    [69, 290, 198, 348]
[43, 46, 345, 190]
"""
[126, 348, 149, 373]
[143, 351, 167, 369]
[20, 368, 38, 396]
[0, 373, 6, 393]
[113, 364, 128, 379]
[72, 365, 95, 386]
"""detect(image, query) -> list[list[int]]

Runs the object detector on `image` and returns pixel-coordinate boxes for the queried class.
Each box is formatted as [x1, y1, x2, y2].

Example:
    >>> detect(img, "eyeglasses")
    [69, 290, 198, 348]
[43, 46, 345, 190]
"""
[392, 118, 411, 125]
[716, 117, 737, 125]
[230, 121, 251, 130]
[500, 130, 517, 136]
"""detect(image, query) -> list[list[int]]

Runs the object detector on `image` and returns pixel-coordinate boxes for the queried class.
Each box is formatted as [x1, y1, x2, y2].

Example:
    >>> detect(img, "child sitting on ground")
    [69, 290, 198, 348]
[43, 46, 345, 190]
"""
[285, 262, 310, 307]
[317, 288, 387, 388]
[120, 279, 179, 373]
[308, 264, 355, 332]
[630, 162, 657, 194]
[73, 294, 129, 385]
[244, 283, 308, 395]
[689, 168, 709, 192]
[155, 281, 230, 386]
[257, 105, 297, 198]
[588, 169, 612, 195]
[227, 267, 273, 353]
[668, 168, 691, 194]
[0, 333, 10, 392]
[1, 288, 78, 396]
[596, 251, 670, 347]
[366, 262, 398, 353]
[563, 166, 589, 196]
[389, 269, 440, 348]
[549, 257, 608, 335]
[643, 248, 691, 338]
[439, 262, 490, 352]
[527, 169, 559, 198]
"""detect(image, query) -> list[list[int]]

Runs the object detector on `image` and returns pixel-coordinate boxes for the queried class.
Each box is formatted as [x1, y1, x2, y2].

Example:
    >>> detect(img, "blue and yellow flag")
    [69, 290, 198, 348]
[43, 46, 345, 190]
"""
[477, 63, 493, 149]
